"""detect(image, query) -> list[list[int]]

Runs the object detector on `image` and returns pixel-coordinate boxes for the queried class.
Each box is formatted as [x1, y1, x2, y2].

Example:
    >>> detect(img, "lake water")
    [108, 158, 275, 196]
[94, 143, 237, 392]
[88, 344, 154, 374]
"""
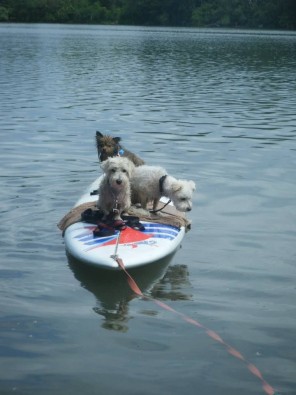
[0, 24, 296, 395]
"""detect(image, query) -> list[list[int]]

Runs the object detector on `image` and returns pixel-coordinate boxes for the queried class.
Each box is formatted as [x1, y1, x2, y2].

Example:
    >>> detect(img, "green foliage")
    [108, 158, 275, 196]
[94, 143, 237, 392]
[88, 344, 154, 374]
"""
[0, 5, 9, 22]
[1, 0, 295, 29]
[191, 0, 296, 29]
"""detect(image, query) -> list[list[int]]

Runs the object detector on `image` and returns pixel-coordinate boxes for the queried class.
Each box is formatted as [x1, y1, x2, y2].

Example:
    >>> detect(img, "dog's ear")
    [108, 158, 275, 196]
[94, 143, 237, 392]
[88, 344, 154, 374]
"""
[189, 181, 196, 191]
[100, 162, 106, 172]
[113, 137, 121, 144]
[96, 131, 103, 138]
[100, 159, 109, 172]
[171, 182, 183, 193]
[126, 161, 135, 178]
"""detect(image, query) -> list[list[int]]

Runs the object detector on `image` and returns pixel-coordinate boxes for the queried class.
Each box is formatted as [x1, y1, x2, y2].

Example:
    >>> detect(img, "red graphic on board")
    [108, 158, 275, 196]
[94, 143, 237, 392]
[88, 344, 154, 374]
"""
[102, 227, 152, 247]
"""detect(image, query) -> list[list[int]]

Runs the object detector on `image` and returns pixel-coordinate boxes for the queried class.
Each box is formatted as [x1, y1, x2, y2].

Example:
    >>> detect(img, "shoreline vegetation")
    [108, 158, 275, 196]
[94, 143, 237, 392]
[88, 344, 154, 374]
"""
[0, 0, 295, 30]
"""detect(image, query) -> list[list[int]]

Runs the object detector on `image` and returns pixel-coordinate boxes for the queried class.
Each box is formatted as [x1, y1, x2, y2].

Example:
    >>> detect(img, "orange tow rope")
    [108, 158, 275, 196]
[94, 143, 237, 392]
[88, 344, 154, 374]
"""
[116, 257, 143, 297]
[115, 255, 278, 395]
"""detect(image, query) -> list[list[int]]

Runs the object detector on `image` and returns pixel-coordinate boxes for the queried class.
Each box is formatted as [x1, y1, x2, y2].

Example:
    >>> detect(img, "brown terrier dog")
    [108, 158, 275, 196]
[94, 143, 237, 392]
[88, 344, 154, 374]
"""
[95, 131, 144, 166]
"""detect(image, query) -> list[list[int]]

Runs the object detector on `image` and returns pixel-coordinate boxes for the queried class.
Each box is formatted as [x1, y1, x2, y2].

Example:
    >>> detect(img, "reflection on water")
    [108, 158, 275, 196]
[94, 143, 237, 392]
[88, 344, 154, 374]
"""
[68, 254, 192, 332]
[150, 264, 191, 301]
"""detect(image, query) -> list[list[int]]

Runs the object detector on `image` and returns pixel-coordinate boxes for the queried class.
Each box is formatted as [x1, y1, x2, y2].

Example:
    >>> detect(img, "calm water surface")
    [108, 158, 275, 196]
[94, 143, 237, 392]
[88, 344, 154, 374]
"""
[0, 24, 296, 395]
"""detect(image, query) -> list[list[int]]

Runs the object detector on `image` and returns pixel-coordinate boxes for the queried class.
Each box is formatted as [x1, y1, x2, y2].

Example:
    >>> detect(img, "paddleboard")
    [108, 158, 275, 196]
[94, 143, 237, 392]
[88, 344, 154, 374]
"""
[63, 176, 186, 270]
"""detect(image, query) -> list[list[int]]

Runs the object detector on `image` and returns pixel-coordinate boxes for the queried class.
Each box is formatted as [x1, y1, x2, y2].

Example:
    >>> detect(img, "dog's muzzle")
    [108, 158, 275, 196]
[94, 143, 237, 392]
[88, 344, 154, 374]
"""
[116, 179, 122, 185]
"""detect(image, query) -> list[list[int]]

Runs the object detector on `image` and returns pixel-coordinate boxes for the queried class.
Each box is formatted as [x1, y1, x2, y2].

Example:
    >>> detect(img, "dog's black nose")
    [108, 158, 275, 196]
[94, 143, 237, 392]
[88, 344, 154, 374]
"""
[116, 179, 122, 185]
[186, 207, 191, 212]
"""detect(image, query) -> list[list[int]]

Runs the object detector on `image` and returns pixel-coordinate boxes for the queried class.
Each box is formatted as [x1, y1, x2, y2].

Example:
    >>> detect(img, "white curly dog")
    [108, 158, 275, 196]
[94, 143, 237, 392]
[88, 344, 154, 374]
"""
[97, 157, 135, 220]
[131, 165, 196, 212]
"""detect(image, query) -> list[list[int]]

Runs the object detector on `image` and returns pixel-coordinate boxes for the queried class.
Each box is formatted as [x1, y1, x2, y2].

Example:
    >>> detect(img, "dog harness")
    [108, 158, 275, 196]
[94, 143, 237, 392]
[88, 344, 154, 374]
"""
[159, 175, 167, 194]
[150, 175, 171, 214]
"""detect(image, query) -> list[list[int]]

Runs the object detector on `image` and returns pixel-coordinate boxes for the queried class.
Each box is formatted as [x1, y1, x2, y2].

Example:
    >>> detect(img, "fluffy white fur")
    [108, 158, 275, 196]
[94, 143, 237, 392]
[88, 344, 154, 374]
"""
[131, 165, 196, 212]
[97, 157, 135, 220]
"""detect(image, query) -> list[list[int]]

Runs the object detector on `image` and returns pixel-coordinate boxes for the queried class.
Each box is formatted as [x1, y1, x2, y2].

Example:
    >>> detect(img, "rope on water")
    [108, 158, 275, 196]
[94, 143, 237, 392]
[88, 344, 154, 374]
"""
[113, 253, 279, 395]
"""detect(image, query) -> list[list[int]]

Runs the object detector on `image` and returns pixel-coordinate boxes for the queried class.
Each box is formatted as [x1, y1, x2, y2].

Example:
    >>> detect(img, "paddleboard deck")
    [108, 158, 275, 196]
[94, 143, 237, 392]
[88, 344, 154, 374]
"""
[63, 177, 186, 270]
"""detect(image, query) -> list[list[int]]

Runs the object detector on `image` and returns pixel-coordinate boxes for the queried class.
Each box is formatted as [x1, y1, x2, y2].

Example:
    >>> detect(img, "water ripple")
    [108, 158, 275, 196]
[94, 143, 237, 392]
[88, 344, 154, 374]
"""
[0, 24, 295, 395]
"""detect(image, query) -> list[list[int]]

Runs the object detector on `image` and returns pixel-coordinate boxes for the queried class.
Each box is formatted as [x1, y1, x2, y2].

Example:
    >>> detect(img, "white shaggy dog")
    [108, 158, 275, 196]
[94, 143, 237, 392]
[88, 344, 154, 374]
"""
[131, 165, 196, 212]
[97, 157, 135, 220]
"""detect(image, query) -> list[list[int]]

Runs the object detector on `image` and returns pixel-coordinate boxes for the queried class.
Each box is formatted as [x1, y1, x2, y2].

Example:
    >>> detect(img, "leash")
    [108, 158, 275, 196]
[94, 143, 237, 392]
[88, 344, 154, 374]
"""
[150, 199, 172, 214]
[111, 244, 278, 395]
[110, 229, 121, 261]
[108, 182, 120, 216]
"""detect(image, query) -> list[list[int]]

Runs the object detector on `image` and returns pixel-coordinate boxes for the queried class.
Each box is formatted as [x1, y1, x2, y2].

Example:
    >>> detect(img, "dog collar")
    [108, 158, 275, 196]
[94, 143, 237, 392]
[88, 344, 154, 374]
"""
[114, 147, 124, 156]
[159, 175, 167, 194]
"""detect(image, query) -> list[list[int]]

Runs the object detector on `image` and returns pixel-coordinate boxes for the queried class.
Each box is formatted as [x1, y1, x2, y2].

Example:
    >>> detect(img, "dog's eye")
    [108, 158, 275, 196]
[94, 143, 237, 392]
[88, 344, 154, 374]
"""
[180, 198, 187, 201]
[122, 169, 127, 173]
[111, 168, 116, 173]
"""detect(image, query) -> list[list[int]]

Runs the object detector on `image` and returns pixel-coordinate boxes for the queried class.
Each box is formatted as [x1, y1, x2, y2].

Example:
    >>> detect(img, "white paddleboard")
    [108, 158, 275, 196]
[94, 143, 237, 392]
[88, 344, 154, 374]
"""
[64, 176, 186, 270]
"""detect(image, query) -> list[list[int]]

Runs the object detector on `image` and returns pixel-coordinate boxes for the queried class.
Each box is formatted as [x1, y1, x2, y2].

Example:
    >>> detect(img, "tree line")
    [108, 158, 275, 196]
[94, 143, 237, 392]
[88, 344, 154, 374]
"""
[0, 0, 295, 30]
